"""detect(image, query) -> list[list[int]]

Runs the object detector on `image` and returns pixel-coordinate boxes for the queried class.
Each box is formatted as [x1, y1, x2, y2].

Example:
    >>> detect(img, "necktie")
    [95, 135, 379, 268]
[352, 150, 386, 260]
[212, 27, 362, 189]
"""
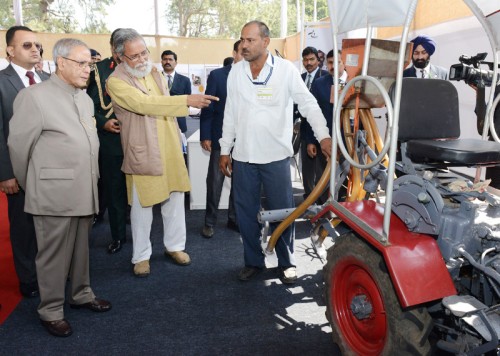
[167, 75, 172, 91]
[306, 74, 312, 90]
[26, 71, 36, 86]
[420, 69, 425, 78]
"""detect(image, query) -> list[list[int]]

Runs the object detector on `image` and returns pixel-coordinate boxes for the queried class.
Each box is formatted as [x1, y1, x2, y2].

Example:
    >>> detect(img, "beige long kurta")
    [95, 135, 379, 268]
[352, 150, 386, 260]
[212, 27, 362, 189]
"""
[107, 74, 190, 207]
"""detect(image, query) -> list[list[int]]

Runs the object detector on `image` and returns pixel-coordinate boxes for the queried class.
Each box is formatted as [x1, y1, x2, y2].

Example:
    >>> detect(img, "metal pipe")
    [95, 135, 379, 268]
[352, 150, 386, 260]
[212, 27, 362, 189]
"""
[459, 248, 500, 286]
[154, 0, 159, 36]
[13, 0, 23, 25]
[265, 160, 331, 254]
[382, 0, 419, 242]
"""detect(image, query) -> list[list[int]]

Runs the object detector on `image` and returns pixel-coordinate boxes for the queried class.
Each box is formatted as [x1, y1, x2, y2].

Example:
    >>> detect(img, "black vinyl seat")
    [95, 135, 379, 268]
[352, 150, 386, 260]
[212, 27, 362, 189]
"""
[406, 138, 500, 165]
[398, 78, 500, 167]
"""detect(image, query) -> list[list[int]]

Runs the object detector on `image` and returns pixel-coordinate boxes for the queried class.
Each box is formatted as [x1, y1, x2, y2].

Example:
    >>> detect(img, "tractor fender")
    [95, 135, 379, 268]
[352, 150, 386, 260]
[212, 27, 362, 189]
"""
[327, 200, 457, 307]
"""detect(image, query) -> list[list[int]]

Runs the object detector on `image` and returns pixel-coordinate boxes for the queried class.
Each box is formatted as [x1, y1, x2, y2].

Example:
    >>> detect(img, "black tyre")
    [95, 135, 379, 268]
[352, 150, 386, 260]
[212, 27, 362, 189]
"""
[323, 233, 433, 355]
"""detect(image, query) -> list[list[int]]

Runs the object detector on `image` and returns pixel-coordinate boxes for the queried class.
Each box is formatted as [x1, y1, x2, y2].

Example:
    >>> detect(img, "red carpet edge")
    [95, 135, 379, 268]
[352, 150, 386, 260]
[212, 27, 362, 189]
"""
[0, 192, 22, 324]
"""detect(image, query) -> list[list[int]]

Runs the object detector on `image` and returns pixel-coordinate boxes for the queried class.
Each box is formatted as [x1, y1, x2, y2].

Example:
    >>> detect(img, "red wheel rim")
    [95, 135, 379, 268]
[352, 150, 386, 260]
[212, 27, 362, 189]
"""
[330, 256, 387, 355]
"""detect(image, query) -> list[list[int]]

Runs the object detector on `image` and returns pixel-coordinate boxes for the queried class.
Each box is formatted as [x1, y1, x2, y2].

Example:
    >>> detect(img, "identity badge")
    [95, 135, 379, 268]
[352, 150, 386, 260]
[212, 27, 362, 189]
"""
[256, 87, 273, 102]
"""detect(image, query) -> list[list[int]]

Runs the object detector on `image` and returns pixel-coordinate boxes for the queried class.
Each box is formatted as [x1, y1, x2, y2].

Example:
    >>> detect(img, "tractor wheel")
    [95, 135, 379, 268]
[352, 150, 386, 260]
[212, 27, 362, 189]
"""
[323, 233, 432, 355]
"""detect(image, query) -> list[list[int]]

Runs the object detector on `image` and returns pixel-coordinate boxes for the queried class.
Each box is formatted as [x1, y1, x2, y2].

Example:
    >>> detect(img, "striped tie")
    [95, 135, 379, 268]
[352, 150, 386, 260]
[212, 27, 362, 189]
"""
[306, 74, 312, 90]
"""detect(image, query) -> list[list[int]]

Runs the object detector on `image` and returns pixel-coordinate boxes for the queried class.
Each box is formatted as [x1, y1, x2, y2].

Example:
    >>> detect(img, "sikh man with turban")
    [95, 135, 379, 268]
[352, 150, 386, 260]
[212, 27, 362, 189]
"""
[403, 35, 448, 80]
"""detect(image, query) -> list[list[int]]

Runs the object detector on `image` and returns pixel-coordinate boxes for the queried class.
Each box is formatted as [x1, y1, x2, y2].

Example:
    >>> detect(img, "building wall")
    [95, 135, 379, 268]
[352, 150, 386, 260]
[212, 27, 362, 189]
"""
[0, 31, 285, 66]
[378, 0, 473, 39]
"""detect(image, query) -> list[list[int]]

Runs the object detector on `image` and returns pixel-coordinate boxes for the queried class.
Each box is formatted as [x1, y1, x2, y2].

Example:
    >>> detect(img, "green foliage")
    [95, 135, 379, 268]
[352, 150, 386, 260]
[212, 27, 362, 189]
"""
[166, 0, 329, 38]
[0, 0, 114, 34]
[0, 0, 15, 28]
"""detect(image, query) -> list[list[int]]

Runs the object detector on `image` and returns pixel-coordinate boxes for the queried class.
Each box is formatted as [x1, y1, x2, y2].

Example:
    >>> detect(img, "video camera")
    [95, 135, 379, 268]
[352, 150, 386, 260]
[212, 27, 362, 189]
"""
[449, 52, 497, 87]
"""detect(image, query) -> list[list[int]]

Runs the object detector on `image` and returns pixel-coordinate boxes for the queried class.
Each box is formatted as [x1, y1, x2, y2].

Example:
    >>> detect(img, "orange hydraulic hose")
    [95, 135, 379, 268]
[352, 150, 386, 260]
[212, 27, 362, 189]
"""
[342, 109, 356, 197]
[348, 151, 363, 202]
[363, 109, 389, 167]
[266, 159, 332, 253]
[360, 109, 375, 158]
[342, 109, 355, 156]
[265, 109, 386, 252]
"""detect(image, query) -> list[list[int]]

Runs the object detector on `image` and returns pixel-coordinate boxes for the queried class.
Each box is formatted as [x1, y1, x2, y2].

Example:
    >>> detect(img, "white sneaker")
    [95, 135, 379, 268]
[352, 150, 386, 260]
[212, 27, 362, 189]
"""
[281, 267, 297, 284]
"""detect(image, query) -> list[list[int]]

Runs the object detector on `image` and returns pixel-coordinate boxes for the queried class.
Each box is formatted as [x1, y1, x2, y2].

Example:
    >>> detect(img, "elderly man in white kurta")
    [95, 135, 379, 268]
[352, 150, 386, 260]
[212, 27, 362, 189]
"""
[106, 28, 217, 277]
[8, 38, 111, 338]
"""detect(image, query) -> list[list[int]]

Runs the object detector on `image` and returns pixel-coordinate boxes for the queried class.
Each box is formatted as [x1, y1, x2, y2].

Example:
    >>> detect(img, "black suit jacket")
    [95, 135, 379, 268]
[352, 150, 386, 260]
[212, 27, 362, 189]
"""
[168, 72, 191, 133]
[296, 69, 329, 138]
[403, 64, 448, 80]
[0, 65, 49, 181]
[199, 65, 231, 150]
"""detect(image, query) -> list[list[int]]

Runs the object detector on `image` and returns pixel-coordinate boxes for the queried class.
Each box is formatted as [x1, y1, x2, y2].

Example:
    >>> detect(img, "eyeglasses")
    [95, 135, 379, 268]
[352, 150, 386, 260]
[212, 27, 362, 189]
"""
[122, 49, 150, 62]
[20, 42, 42, 51]
[62, 57, 94, 70]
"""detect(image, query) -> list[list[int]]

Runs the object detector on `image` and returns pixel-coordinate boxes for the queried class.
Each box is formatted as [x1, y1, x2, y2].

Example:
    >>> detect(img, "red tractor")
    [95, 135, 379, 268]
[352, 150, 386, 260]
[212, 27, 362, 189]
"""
[262, 0, 500, 354]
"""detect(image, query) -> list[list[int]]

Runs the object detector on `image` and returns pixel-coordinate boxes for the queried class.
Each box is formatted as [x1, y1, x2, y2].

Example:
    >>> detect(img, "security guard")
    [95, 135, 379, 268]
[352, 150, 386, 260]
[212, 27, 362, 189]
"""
[87, 29, 127, 254]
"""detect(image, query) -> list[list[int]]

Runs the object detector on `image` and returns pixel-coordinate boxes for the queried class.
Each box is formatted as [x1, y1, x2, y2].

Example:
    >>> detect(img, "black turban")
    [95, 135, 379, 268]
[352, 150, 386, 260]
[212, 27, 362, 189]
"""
[411, 35, 436, 56]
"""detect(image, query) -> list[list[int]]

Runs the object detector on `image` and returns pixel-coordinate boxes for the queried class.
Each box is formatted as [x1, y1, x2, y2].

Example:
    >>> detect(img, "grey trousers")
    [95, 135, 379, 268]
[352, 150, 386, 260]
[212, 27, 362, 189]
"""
[33, 215, 95, 321]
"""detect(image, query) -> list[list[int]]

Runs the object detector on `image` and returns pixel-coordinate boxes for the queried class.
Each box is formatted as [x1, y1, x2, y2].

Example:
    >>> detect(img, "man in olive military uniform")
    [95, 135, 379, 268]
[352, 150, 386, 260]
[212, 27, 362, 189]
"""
[87, 29, 127, 254]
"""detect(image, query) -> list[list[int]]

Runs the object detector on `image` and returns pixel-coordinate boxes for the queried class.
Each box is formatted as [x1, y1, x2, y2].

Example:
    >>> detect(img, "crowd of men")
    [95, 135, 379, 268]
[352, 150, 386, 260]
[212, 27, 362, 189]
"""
[0, 22, 498, 339]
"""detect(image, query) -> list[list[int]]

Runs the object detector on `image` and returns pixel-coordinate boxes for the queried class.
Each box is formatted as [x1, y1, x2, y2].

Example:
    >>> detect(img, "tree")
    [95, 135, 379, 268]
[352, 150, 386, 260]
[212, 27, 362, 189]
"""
[0, 0, 115, 34]
[165, 0, 329, 39]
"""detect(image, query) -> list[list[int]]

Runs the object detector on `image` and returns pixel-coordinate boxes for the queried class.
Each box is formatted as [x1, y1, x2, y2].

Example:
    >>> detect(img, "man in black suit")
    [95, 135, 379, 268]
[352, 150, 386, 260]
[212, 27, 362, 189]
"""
[475, 84, 500, 189]
[0, 26, 49, 298]
[295, 46, 329, 200]
[199, 40, 243, 238]
[307, 49, 348, 204]
[161, 50, 191, 142]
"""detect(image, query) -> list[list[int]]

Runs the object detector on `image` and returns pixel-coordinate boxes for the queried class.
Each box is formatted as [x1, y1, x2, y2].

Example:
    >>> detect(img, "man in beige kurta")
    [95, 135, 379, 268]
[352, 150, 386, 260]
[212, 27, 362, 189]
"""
[106, 28, 217, 277]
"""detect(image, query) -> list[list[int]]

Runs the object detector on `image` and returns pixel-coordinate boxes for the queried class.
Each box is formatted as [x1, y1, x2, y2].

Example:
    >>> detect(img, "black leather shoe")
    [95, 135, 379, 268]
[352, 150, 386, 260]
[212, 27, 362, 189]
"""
[227, 220, 239, 232]
[40, 319, 73, 337]
[200, 225, 214, 238]
[107, 240, 124, 254]
[70, 298, 112, 312]
[238, 266, 262, 281]
[20, 282, 39, 298]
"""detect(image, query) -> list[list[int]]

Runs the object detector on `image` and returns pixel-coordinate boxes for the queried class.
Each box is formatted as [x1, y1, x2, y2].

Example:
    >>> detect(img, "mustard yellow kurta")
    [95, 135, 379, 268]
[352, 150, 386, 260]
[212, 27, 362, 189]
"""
[107, 74, 190, 207]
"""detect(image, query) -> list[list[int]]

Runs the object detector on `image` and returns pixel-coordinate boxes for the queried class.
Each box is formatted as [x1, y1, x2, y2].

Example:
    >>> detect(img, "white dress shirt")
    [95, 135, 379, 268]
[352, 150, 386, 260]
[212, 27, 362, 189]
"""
[220, 52, 330, 164]
[163, 70, 176, 89]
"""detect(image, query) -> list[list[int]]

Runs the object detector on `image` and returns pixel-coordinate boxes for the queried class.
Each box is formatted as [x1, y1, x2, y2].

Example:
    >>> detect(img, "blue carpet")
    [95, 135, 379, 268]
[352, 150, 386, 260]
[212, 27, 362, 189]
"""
[0, 117, 340, 355]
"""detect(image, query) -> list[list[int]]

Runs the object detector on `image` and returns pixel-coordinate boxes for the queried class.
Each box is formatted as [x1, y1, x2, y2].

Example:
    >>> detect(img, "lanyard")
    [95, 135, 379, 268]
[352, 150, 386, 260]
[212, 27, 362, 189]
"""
[247, 55, 274, 86]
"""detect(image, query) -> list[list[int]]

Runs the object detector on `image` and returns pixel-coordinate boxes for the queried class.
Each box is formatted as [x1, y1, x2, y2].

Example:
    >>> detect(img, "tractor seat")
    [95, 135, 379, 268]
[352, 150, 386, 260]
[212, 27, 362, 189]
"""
[398, 78, 500, 167]
[406, 139, 500, 166]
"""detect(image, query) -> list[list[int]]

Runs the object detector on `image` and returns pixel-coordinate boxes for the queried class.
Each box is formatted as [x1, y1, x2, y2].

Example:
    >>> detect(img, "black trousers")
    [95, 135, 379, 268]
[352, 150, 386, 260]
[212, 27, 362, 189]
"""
[7, 190, 37, 287]
[99, 154, 127, 242]
[486, 166, 500, 189]
[300, 140, 329, 203]
[204, 148, 236, 227]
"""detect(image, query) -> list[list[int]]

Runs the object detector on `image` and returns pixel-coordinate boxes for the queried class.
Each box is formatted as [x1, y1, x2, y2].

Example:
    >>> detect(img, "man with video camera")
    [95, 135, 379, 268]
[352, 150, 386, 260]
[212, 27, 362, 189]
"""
[450, 51, 500, 189]
[474, 83, 500, 188]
